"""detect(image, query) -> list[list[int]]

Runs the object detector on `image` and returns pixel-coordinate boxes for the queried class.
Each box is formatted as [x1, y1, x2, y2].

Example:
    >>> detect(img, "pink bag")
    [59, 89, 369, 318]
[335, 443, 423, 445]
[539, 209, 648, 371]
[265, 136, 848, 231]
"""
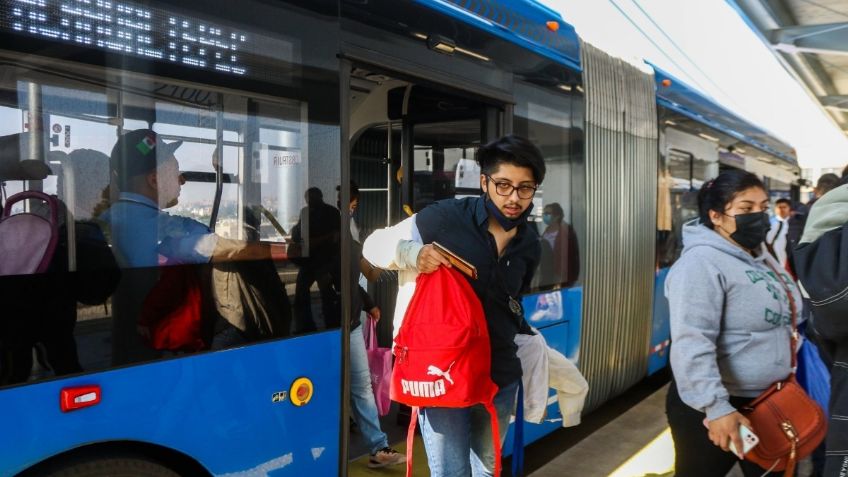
[363, 315, 392, 416]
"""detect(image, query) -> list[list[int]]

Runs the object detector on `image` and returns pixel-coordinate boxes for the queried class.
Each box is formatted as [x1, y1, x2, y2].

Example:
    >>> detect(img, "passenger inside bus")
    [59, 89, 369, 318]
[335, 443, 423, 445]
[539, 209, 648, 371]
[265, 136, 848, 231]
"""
[0, 133, 119, 385]
[290, 187, 342, 333]
[336, 182, 406, 468]
[99, 129, 290, 355]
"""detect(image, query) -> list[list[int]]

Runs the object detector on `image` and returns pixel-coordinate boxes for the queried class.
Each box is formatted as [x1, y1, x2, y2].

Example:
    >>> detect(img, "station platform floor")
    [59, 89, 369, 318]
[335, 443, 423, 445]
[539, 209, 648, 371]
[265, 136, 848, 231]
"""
[347, 380, 814, 476]
[528, 383, 673, 477]
[528, 383, 812, 477]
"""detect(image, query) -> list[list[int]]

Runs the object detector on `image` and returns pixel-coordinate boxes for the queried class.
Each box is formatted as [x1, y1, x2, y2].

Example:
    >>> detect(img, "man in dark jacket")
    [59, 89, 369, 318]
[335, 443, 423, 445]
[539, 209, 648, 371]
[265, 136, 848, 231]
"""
[795, 183, 848, 476]
[786, 173, 841, 277]
[363, 135, 545, 476]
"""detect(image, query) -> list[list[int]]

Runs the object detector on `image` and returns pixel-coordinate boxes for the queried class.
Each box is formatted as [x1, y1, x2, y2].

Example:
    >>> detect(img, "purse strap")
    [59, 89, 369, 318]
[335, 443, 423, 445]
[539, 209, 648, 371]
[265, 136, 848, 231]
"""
[364, 315, 378, 351]
[764, 260, 798, 371]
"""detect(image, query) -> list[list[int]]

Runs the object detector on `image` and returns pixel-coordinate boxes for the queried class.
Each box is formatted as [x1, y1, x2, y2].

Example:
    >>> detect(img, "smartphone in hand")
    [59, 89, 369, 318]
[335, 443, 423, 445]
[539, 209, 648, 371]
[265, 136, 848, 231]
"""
[729, 424, 759, 458]
[701, 418, 759, 458]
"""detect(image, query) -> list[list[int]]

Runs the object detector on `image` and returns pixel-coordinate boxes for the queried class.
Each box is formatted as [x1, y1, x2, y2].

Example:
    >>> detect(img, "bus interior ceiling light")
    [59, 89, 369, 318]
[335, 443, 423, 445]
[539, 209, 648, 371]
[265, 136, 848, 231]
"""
[698, 132, 720, 142]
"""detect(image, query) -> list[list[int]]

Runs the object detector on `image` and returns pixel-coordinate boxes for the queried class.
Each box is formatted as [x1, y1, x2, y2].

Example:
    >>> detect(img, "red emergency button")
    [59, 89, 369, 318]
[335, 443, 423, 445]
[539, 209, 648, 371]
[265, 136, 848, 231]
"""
[60, 385, 101, 412]
[289, 377, 314, 406]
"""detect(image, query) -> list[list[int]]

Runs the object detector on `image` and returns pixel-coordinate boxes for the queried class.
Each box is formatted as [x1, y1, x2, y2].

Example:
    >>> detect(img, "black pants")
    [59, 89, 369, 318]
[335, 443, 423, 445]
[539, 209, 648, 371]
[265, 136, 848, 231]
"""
[666, 381, 782, 477]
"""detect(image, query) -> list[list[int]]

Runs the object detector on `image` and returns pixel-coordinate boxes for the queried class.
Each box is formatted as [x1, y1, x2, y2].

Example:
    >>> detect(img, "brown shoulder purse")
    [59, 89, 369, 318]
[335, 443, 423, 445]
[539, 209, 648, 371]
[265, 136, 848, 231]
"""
[740, 262, 827, 477]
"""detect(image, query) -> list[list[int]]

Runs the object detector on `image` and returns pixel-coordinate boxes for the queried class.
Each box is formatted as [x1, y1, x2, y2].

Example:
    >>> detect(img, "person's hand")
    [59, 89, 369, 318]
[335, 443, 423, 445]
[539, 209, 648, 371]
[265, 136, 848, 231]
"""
[368, 307, 381, 322]
[707, 411, 751, 458]
[416, 244, 451, 274]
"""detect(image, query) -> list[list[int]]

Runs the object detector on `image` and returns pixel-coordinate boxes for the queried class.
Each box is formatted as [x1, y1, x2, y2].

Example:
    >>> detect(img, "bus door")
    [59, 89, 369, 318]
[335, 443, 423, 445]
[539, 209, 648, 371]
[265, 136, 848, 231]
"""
[348, 73, 505, 230]
[344, 66, 506, 464]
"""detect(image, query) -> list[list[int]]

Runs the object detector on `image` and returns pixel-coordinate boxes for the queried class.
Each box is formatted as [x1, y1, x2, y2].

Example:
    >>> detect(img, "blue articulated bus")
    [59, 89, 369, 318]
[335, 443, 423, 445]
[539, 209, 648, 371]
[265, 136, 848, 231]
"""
[0, 0, 798, 475]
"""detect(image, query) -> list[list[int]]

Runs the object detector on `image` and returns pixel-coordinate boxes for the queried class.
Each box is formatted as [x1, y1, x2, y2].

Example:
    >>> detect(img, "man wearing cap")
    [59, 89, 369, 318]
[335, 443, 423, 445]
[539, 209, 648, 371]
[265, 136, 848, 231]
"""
[101, 129, 288, 358]
[101, 129, 284, 268]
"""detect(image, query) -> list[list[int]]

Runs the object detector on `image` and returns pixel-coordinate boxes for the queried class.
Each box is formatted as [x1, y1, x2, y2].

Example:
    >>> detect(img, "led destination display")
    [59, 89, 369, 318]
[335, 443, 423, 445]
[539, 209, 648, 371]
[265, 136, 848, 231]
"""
[2, 0, 295, 82]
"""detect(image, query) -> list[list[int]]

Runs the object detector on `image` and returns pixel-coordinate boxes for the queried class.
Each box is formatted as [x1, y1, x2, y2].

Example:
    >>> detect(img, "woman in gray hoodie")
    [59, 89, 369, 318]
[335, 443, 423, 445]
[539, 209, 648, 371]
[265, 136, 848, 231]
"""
[665, 170, 801, 477]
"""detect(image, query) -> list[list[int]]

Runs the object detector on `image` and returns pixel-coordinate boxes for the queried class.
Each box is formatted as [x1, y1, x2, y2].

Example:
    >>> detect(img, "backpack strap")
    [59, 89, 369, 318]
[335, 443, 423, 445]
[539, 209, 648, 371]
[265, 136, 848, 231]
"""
[406, 404, 503, 477]
[485, 401, 502, 477]
[406, 406, 418, 477]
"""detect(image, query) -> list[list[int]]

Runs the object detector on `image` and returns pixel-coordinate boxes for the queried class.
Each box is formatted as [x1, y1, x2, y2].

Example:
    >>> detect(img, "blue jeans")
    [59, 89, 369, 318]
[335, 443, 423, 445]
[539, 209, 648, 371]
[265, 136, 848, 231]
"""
[350, 322, 389, 454]
[418, 380, 519, 477]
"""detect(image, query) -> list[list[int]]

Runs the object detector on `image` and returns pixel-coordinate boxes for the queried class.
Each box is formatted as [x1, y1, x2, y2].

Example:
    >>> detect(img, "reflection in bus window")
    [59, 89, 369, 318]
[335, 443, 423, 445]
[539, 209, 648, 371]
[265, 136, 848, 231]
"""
[656, 125, 720, 267]
[0, 59, 339, 387]
[514, 79, 584, 292]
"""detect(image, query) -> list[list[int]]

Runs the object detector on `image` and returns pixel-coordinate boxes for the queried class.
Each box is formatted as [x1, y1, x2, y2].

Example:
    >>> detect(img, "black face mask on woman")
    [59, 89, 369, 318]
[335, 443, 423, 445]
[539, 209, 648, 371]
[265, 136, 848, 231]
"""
[726, 211, 771, 250]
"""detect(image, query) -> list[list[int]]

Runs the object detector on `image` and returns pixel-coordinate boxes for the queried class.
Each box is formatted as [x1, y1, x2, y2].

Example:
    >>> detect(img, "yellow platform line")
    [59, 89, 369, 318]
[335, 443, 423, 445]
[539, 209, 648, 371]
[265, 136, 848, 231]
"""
[607, 428, 675, 477]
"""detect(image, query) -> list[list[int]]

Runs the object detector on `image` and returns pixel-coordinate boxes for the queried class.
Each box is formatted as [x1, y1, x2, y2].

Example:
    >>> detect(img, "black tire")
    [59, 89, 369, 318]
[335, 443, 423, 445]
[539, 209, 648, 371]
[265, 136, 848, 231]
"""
[27, 455, 181, 477]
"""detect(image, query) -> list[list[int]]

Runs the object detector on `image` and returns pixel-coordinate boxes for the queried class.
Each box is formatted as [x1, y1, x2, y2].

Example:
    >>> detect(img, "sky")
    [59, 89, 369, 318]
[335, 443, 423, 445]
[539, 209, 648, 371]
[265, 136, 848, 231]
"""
[541, 0, 848, 171]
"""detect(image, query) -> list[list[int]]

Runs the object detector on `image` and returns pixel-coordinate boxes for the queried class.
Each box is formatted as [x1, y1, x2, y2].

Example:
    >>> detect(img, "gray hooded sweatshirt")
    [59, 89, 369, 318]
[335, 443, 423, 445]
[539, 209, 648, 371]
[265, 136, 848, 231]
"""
[666, 223, 802, 420]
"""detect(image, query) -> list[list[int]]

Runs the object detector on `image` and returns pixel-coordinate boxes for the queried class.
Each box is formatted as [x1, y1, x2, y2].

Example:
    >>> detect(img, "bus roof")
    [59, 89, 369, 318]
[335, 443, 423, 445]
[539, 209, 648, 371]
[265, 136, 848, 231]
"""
[413, 0, 582, 71]
[651, 63, 797, 166]
[416, 1, 797, 168]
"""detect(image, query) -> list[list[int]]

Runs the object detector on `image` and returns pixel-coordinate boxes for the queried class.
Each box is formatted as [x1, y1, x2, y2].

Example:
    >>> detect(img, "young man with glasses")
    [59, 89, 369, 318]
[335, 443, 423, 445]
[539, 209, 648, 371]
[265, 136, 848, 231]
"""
[363, 135, 545, 476]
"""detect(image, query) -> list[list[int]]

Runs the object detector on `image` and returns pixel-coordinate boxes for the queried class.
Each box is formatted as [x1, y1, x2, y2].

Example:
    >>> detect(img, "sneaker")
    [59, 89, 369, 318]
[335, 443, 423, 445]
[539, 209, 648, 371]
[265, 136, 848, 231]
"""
[368, 447, 406, 468]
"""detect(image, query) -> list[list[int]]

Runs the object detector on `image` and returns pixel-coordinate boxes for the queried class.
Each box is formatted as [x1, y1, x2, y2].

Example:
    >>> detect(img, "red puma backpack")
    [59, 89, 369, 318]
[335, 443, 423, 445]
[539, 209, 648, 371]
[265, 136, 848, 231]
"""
[391, 266, 501, 477]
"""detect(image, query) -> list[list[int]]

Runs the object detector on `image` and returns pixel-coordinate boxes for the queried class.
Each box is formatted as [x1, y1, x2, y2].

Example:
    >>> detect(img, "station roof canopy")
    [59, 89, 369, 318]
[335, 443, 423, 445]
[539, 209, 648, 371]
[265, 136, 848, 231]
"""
[730, 0, 848, 138]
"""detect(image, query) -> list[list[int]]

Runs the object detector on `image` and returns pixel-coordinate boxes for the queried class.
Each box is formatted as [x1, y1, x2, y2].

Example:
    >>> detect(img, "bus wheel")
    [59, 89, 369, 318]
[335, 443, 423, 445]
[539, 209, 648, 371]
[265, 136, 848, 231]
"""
[36, 455, 181, 477]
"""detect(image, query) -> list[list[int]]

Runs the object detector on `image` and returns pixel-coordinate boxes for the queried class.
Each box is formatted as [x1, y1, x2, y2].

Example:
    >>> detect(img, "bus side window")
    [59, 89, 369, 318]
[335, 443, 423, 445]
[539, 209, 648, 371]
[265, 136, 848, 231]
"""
[513, 79, 584, 293]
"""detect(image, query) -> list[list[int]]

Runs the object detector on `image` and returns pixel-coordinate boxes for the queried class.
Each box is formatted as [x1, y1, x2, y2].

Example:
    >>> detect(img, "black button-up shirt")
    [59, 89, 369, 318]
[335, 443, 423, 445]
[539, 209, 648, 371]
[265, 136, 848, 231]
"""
[416, 196, 540, 387]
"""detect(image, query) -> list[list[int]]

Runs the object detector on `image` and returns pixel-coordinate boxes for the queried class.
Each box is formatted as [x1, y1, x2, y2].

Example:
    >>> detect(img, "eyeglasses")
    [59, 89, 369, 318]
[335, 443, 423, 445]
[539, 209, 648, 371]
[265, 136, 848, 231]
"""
[485, 175, 537, 199]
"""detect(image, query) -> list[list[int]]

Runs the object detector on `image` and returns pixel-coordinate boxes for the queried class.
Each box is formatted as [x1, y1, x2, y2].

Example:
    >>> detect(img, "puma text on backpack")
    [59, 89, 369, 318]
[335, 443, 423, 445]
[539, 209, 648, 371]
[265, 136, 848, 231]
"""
[391, 266, 502, 477]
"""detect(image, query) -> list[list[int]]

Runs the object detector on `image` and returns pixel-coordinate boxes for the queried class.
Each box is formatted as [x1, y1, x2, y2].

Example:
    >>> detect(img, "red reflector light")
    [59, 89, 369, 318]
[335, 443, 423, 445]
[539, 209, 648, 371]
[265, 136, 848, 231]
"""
[60, 385, 101, 412]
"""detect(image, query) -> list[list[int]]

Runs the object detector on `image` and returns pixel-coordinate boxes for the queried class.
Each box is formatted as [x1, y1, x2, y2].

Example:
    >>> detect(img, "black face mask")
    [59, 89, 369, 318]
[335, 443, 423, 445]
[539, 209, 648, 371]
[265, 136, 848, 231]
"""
[726, 211, 771, 250]
[483, 191, 532, 232]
